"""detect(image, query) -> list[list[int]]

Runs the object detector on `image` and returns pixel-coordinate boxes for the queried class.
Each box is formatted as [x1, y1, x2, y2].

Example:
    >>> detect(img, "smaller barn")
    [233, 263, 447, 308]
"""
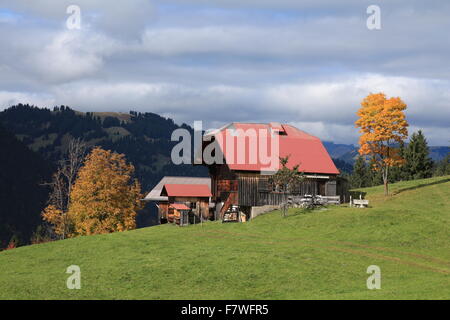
[144, 176, 212, 225]
[168, 203, 190, 226]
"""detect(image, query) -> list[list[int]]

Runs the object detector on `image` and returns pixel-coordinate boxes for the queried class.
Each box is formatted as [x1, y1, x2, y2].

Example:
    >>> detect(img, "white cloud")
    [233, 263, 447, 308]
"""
[287, 121, 359, 145]
[1, 0, 155, 37]
[25, 31, 113, 83]
[2, 73, 447, 144]
[0, 91, 55, 108]
[266, 74, 450, 127]
[0, 1, 449, 146]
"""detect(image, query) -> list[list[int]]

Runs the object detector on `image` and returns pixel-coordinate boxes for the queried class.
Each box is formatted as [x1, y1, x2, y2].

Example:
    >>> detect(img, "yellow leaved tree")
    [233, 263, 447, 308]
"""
[42, 138, 86, 239]
[67, 147, 144, 236]
[355, 93, 409, 196]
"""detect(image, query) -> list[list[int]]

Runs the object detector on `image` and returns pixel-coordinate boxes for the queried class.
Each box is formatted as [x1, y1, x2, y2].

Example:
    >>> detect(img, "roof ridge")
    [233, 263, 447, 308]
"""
[162, 176, 210, 179]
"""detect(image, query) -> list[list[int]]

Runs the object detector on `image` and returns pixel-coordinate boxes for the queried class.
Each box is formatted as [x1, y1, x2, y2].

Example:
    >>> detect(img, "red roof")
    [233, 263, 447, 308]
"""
[169, 203, 190, 210]
[209, 123, 339, 175]
[163, 184, 212, 197]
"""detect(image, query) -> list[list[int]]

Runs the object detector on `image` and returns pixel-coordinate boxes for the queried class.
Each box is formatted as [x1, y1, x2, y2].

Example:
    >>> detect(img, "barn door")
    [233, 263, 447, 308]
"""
[319, 181, 326, 196]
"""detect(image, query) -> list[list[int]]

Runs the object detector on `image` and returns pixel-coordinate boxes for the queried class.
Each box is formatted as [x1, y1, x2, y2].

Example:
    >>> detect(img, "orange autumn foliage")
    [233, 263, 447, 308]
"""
[67, 147, 144, 236]
[355, 93, 409, 195]
[41, 205, 68, 238]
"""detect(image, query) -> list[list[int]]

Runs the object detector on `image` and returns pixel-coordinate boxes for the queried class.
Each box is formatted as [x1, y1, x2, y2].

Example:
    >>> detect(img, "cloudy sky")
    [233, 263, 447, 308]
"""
[0, 0, 449, 145]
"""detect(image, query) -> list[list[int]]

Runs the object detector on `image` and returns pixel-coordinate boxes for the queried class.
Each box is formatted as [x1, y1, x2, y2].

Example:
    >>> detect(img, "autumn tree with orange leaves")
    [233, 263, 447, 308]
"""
[42, 138, 86, 239]
[67, 147, 143, 236]
[355, 93, 409, 196]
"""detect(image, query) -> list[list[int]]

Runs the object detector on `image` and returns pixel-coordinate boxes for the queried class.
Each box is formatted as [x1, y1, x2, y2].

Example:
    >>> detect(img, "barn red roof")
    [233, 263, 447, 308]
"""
[163, 184, 212, 197]
[169, 203, 190, 210]
[205, 123, 340, 175]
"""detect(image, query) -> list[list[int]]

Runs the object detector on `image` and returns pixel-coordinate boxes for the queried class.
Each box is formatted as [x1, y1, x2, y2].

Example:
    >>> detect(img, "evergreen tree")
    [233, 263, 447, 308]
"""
[404, 130, 434, 179]
[350, 156, 368, 188]
[389, 141, 408, 182]
[366, 157, 383, 186]
[434, 154, 450, 176]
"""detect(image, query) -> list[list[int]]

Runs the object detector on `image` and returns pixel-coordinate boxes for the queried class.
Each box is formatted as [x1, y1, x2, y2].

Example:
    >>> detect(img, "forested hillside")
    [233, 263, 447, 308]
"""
[0, 104, 207, 193]
[0, 104, 208, 246]
[0, 124, 53, 247]
[323, 141, 449, 165]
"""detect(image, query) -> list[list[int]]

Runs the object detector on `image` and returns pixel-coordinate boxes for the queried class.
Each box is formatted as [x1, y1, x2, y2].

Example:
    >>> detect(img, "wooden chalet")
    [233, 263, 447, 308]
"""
[198, 122, 341, 220]
[144, 177, 212, 225]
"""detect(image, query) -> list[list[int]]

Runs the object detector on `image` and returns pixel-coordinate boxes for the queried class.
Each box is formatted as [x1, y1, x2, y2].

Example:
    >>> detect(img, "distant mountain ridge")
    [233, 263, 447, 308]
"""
[1, 105, 446, 174]
[0, 104, 207, 192]
[323, 141, 449, 166]
[1, 104, 447, 173]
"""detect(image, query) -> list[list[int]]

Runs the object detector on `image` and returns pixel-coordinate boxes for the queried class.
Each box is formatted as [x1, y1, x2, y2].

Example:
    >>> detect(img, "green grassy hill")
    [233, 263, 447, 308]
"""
[1, 176, 449, 300]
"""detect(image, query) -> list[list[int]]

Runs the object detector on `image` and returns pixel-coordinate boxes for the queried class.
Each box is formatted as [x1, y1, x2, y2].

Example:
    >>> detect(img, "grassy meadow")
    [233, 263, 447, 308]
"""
[0, 176, 449, 299]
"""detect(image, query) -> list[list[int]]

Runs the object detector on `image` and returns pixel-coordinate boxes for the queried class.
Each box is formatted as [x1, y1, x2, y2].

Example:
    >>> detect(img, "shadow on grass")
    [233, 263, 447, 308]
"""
[284, 208, 320, 218]
[393, 178, 450, 195]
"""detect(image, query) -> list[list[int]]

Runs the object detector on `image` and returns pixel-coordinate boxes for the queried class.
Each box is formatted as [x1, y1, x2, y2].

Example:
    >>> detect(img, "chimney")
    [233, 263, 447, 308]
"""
[269, 122, 286, 135]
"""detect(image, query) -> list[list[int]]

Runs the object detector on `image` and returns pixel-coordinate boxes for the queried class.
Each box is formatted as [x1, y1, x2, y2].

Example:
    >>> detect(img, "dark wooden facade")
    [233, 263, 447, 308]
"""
[207, 163, 338, 218]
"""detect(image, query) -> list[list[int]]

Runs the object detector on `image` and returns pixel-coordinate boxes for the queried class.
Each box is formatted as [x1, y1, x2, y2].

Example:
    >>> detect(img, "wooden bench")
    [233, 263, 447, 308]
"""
[352, 199, 369, 208]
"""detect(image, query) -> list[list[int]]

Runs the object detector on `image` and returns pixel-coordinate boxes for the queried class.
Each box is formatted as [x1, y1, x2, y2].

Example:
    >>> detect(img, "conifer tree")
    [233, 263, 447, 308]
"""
[434, 154, 450, 176]
[389, 141, 408, 182]
[350, 155, 368, 188]
[404, 130, 433, 179]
